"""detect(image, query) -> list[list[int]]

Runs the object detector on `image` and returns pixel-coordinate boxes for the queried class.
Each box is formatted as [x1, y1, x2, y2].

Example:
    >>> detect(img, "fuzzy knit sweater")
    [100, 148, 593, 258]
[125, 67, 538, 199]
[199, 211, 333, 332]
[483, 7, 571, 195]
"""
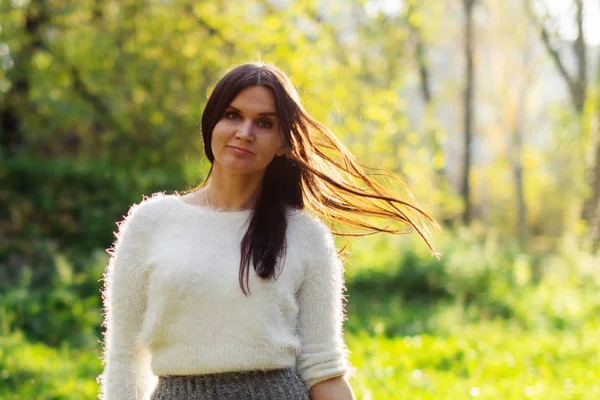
[97, 193, 353, 400]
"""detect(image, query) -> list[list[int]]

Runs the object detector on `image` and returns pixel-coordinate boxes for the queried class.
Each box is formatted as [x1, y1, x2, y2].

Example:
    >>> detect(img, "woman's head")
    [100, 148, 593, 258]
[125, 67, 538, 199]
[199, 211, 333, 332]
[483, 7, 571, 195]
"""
[207, 85, 287, 177]
[201, 63, 306, 183]
[193, 61, 440, 295]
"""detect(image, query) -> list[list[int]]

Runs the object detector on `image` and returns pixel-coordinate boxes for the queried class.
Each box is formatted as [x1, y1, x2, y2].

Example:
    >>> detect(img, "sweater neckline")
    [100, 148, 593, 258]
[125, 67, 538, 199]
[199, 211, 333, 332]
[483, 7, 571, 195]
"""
[173, 193, 254, 217]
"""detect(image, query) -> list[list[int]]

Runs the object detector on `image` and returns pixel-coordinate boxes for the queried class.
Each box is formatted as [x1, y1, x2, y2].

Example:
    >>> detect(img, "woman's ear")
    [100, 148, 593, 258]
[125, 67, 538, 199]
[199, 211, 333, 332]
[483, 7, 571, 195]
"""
[276, 145, 290, 157]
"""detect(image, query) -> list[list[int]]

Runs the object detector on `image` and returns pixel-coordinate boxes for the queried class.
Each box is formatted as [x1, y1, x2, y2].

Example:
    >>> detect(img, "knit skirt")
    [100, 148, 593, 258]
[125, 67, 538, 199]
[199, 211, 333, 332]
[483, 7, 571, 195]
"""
[150, 368, 310, 400]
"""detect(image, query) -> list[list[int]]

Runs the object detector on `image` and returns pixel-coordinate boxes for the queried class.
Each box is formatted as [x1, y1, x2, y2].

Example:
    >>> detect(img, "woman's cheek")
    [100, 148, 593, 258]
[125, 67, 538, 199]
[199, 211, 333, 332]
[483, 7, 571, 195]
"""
[211, 123, 229, 150]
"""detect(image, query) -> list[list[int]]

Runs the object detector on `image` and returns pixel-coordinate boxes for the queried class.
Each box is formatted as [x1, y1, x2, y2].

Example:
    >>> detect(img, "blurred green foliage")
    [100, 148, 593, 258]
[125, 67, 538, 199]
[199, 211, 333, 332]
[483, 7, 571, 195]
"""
[1, 0, 600, 398]
[347, 321, 600, 399]
[0, 153, 186, 346]
[0, 332, 101, 399]
[1, 153, 184, 260]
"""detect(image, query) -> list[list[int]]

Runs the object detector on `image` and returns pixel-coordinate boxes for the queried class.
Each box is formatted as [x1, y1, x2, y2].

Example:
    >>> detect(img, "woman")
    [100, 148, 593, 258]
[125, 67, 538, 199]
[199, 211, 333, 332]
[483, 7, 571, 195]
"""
[98, 62, 440, 400]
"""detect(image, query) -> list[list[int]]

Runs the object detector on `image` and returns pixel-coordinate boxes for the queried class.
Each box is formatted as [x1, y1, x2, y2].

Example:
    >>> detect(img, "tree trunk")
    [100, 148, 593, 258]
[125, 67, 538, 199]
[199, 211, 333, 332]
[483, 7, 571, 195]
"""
[513, 79, 528, 250]
[581, 6, 600, 250]
[407, 5, 449, 215]
[583, 119, 600, 250]
[590, 143, 600, 249]
[524, 0, 598, 246]
[0, 1, 48, 156]
[462, 0, 476, 225]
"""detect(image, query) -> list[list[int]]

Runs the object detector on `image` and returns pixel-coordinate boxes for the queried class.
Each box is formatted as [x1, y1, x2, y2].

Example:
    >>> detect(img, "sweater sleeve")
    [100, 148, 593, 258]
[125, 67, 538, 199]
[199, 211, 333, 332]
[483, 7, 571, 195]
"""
[97, 199, 160, 400]
[295, 216, 354, 390]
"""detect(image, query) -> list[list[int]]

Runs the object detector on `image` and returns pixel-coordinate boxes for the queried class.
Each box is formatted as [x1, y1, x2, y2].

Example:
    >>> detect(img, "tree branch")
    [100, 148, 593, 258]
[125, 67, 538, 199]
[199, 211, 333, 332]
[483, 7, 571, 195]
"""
[573, 0, 587, 105]
[406, 4, 431, 104]
[523, 0, 584, 111]
[69, 65, 128, 136]
[183, 3, 235, 48]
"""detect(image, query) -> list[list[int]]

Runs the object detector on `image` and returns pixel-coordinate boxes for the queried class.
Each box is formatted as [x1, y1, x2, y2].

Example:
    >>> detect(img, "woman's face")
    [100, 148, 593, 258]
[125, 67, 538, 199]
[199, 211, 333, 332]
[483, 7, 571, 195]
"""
[211, 85, 287, 177]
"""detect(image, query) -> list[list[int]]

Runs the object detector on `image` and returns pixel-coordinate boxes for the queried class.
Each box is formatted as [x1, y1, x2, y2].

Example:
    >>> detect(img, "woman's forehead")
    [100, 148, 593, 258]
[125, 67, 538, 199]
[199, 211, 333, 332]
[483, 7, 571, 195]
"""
[229, 86, 277, 115]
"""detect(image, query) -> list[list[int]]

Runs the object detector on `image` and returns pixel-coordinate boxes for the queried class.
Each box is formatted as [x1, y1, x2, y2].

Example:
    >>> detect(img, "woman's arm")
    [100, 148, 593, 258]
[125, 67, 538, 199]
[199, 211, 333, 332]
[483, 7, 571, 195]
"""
[295, 214, 355, 396]
[309, 376, 356, 400]
[98, 200, 158, 400]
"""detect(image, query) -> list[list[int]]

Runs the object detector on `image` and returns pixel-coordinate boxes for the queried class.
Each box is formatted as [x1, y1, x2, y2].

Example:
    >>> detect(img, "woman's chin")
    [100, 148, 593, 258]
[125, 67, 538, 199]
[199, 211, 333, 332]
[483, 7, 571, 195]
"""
[216, 160, 265, 176]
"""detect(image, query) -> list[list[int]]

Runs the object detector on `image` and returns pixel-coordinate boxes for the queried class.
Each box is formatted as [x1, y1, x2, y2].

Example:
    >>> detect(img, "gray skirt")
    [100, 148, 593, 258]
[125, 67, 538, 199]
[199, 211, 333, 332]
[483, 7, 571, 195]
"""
[150, 368, 310, 400]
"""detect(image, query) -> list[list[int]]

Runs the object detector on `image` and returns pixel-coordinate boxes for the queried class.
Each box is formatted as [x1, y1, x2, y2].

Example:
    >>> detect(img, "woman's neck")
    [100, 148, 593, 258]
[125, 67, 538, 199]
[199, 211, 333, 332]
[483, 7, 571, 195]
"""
[206, 168, 263, 211]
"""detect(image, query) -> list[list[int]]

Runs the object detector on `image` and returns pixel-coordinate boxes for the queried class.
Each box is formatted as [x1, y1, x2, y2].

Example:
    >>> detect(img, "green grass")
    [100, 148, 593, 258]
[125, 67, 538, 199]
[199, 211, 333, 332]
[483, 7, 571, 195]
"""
[2, 320, 599, 399]
[347, 321, 600, 399]
[0, 332, 101, 399]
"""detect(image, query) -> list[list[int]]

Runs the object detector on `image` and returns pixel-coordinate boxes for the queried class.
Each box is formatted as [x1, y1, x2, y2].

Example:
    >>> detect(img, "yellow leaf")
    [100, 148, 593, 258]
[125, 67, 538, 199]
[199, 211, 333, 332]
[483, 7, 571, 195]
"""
[409, 13, 422, 28]
[33, 51, 52, 70]
[433, 152, 445, 170]
[265, 15, 282, 31]
[182, 42, 197, 58]
[407, 131, 419, 145]
[133, 87, 145, 105]
[151, 111, 164, 125]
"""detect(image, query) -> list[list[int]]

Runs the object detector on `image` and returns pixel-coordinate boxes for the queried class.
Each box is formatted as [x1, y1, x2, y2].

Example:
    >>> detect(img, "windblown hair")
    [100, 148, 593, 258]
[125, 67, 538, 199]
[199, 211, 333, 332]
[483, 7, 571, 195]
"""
[189, 62, 441, 295]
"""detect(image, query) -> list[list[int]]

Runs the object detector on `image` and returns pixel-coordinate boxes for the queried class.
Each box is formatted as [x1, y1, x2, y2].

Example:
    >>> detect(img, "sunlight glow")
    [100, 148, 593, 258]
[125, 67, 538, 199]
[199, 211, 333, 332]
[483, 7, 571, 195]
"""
[371, 0, 600, 45]
[543, 0, 600, 45]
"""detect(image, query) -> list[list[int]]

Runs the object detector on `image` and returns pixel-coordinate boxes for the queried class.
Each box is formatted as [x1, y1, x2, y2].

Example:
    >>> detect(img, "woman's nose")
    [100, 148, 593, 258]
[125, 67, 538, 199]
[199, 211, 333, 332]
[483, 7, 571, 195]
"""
[236, 120, 254, 141]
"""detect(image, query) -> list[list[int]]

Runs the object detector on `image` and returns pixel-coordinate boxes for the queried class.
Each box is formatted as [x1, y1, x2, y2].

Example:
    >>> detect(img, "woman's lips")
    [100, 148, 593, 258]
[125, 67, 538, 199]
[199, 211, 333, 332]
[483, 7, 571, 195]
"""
[227, 146, 253, 155]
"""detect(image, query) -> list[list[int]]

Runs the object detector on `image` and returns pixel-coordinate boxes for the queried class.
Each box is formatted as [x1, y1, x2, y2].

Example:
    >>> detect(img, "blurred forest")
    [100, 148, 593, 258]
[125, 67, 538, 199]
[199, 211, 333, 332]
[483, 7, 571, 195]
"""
[1, 0, 600, 399]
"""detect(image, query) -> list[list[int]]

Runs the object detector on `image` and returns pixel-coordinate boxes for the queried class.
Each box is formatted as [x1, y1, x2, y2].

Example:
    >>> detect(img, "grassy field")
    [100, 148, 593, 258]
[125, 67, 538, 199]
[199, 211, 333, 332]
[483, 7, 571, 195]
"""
[2, 317, 598, 399]
[347, 322, 600, 399]
[1, 233, 599, 399]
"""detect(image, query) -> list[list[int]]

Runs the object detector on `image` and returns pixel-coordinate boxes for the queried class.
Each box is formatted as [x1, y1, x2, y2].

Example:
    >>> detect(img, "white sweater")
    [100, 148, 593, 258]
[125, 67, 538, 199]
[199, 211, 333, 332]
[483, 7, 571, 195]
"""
[97, 193, 353, 400]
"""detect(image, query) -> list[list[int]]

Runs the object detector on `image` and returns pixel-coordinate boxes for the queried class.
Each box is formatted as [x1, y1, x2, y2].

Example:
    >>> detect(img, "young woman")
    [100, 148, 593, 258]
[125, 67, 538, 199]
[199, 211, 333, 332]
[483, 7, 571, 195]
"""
[98, 62, 440, 400]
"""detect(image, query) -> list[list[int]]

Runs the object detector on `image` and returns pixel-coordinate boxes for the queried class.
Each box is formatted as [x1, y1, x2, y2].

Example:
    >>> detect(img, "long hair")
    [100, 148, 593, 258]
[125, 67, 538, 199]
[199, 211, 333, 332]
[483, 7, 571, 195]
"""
[189, 62, 441, 295]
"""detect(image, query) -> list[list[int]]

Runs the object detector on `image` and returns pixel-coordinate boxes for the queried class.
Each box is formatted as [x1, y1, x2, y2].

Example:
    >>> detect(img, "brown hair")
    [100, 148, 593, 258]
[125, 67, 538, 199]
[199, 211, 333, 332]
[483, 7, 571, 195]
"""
[189, 62, 440, 295]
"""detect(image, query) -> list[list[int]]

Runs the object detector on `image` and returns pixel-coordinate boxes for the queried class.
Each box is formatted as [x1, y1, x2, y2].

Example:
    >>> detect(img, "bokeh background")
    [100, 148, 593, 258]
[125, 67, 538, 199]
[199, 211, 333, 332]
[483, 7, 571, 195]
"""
[2, 0, 600, 398]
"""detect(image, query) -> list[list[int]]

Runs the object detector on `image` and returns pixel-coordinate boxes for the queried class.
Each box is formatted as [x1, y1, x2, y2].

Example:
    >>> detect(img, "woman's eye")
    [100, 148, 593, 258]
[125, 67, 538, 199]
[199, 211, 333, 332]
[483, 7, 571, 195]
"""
[225, 111, 240, 120]
[257, 119, 273, 129]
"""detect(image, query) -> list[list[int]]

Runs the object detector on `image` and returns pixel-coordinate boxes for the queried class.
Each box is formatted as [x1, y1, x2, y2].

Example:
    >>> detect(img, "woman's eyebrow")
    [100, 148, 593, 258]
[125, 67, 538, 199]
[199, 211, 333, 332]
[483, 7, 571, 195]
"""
[227, 105, 277, 117]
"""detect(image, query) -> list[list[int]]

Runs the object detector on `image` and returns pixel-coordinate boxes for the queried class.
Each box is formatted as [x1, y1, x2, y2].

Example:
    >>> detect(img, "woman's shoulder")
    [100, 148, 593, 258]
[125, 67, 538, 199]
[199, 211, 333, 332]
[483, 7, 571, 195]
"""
[122, 192, 180, 227]
[130, 191, 178, 215]
[287, 210, 340, 270]
[288, 209, 335, 245]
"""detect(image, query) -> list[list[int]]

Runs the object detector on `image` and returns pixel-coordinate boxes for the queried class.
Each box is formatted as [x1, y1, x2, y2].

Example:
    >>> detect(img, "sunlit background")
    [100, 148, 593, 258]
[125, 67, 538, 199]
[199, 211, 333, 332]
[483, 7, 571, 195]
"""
[1, 0, 599, 398]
